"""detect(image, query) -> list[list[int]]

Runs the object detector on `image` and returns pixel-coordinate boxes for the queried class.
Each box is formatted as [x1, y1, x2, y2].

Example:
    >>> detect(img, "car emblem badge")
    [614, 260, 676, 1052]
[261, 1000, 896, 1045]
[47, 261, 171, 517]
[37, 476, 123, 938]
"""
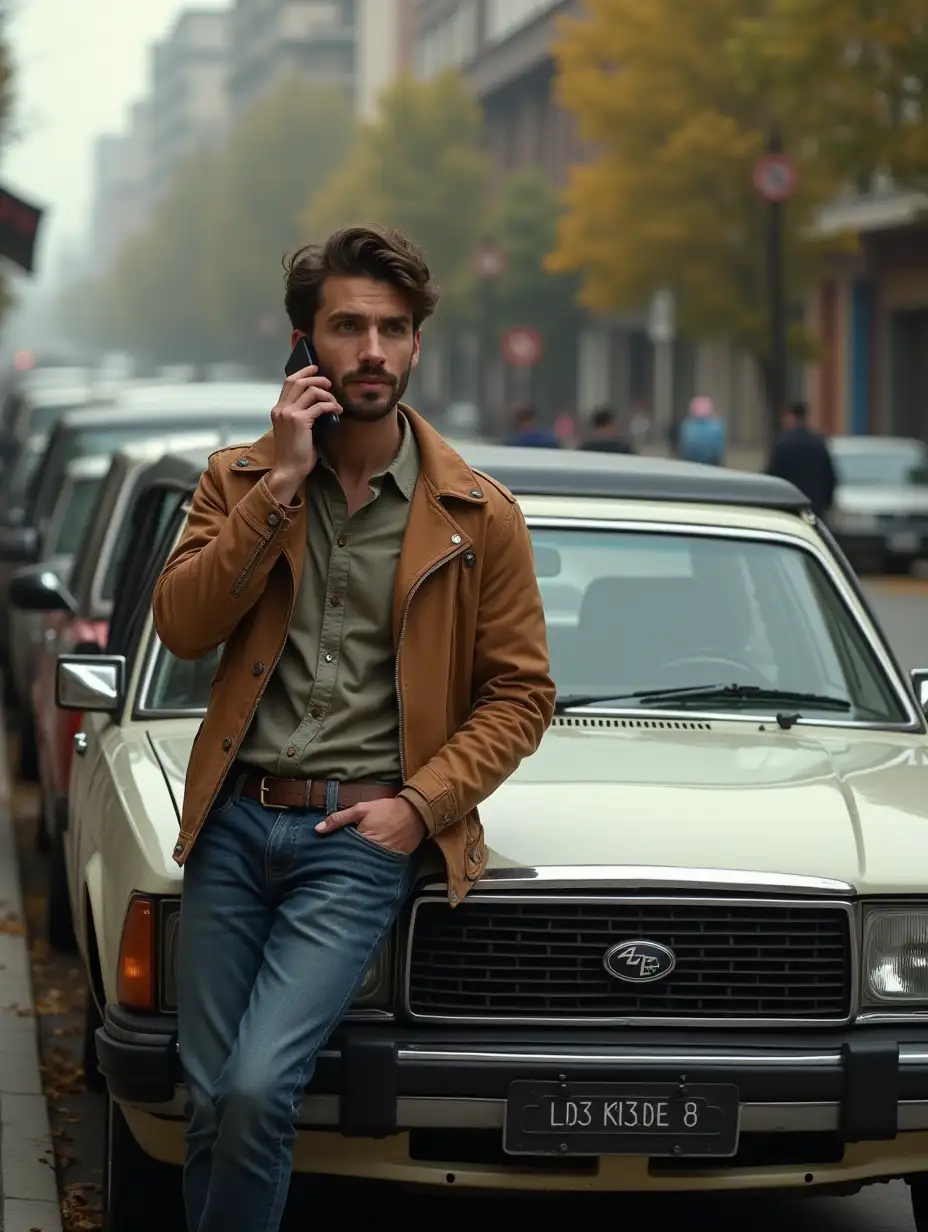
[603, 939, 676, 983]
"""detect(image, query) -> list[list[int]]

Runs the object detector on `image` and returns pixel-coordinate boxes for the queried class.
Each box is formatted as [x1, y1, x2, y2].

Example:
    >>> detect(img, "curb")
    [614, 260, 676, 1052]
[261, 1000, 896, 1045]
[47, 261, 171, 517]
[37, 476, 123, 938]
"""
[0, 716, 62, 1232]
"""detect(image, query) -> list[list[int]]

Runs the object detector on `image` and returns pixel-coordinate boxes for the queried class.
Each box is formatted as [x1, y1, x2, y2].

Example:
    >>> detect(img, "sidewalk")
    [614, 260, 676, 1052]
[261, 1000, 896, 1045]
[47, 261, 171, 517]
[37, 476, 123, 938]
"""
[0, 720, 62, 1232]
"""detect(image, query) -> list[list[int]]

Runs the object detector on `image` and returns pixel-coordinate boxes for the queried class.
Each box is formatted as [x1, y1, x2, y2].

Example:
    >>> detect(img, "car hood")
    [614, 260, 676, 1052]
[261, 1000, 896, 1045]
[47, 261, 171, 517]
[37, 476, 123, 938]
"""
[147, 720, 928, 896]
[836, 485, 928, 516]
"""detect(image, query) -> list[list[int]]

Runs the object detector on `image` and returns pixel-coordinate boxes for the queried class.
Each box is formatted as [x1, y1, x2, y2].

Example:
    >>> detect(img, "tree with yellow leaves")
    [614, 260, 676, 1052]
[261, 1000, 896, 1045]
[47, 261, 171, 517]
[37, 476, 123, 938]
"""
[733, 0, 928, 192]
[548, 0, 846, 415]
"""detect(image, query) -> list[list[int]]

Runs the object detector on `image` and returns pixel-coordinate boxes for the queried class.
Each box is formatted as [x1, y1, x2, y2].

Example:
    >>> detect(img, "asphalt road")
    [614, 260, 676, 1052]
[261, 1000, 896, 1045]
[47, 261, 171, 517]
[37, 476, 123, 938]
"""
[12, 573, 928, 1231]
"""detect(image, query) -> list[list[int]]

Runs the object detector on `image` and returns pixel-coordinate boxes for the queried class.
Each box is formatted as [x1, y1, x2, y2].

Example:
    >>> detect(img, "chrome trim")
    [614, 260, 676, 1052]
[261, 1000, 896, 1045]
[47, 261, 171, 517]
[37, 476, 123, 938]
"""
[403, 894, 859, 1028]
[454, 867, 858, 897]
[396, 1047, 844, 1068]
[859, 1011, 928, 1024]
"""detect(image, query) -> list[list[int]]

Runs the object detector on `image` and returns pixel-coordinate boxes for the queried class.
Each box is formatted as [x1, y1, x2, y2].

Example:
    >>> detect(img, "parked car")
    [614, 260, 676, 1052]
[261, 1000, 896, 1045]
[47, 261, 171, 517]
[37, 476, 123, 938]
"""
[18, 431, 269, 950]
[49, 441, 928, 1229]
[829, 435, 928, 574]
[0, 385, 278, 772]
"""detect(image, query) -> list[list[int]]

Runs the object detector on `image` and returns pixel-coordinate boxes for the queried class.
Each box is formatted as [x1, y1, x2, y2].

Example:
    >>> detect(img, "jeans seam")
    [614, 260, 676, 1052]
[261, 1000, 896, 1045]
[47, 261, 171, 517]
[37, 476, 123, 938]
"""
[263, 811, 287, 887]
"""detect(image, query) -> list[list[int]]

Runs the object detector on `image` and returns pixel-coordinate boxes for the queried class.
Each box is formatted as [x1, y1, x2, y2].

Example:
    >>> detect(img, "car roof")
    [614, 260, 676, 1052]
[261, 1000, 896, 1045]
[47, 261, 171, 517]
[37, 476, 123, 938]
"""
[114, 381, 278, 411]
[141, 439, 808, 512]
[830, 435, 925, 453]
[63, 453, 112, 480]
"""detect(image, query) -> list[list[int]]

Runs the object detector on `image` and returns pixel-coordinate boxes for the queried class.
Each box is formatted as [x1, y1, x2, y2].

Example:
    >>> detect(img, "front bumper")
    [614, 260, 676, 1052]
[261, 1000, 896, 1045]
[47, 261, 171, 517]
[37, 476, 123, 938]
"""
[98, 1005, 928, 1141]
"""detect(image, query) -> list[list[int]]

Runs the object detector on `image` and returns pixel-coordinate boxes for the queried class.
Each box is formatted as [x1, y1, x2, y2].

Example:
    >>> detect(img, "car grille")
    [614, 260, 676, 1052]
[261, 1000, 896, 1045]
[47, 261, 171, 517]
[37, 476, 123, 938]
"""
[406, 896, 853, 1024]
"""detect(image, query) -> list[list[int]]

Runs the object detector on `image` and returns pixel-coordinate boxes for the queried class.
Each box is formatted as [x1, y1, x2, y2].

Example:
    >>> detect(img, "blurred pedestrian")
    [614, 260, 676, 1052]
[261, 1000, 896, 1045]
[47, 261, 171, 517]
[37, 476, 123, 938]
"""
[766, 399, 836, 519]
[507, 404, 561, 448]
[678, 395, 727, 466]
[579, 405, 634, 454]
[152, 224, 555, 1232]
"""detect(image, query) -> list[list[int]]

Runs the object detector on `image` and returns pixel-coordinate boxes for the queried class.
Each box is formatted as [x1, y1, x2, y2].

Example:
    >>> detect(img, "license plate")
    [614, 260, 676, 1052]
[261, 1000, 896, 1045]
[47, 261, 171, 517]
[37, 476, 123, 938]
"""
[504, 1081, 739, 1157]
[889, 531, 919, 553]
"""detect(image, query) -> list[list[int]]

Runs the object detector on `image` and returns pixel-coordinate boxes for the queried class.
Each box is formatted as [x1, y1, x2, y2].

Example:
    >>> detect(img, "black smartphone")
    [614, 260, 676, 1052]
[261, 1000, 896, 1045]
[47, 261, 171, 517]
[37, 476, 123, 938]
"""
[285, 335, 340, 445]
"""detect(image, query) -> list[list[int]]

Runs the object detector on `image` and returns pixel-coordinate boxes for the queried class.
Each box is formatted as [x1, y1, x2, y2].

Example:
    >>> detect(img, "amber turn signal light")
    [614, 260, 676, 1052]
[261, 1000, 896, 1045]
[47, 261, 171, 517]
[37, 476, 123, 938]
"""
[117, 894, 156, 1010]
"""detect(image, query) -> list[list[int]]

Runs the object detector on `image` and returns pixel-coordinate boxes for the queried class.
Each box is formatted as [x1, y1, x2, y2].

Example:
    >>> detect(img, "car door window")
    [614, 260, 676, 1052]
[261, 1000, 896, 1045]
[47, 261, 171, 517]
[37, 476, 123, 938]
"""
[107, 488, 188, 660]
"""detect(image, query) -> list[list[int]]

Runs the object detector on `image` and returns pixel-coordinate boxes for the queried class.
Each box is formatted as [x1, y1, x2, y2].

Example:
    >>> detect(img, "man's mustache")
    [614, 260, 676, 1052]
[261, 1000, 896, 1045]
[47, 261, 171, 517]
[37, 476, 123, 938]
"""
[343, 367, 397, 385]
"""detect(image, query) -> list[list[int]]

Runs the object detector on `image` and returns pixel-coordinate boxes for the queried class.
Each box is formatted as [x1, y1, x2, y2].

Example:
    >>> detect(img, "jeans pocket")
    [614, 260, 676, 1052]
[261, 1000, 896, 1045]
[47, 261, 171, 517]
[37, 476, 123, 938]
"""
[208, 781, 237, 818]
[344, 824, 411, 862]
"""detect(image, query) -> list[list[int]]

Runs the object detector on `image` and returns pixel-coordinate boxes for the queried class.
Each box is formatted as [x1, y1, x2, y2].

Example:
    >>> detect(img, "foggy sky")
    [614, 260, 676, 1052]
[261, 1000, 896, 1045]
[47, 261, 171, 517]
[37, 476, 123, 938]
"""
[2, 0, 226, 284]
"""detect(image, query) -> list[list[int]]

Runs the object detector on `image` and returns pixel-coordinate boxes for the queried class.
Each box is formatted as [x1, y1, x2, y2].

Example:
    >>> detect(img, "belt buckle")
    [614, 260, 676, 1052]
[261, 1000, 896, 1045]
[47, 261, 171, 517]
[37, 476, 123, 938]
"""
[258, 776, 282, 809]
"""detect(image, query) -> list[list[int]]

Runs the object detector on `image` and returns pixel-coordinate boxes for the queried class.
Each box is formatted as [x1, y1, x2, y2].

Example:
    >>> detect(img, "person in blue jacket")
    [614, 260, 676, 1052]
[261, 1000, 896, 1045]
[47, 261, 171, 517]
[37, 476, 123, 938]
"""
[507, 404, 561, 449]
[678, 395, 726, 466]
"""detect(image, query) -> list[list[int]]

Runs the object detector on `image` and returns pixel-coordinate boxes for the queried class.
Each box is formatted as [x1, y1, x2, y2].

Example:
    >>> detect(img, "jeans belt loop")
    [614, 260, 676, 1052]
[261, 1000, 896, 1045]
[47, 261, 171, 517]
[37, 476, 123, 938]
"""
[324, 780, 340, 816]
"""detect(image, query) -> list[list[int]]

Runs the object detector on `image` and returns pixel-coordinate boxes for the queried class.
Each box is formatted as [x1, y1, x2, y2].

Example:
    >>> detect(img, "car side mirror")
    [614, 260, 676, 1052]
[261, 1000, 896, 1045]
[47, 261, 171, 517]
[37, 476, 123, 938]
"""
[910, 669, 928, 712]
[9, 564, 76, 614]
[56, 653, 126, 714]
[0, 524, 38, 563]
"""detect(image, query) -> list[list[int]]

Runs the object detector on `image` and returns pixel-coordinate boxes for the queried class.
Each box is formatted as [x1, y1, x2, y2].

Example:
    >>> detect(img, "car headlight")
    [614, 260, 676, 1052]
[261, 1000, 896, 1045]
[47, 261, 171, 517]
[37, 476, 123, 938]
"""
[158, 899, 394, 1013]
[863, 908, 928, 1003]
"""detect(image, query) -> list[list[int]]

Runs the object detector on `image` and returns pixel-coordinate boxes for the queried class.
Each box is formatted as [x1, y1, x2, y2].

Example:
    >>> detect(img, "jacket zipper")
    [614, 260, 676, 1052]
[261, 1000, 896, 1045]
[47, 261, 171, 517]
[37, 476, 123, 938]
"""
[394, 544, 466, 902]
[231, 534, 272, 597]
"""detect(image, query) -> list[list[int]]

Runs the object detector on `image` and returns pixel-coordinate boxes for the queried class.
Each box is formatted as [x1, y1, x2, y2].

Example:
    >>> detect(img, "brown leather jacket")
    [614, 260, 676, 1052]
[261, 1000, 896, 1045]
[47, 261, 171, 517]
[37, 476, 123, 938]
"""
[152, 408, 555, 906]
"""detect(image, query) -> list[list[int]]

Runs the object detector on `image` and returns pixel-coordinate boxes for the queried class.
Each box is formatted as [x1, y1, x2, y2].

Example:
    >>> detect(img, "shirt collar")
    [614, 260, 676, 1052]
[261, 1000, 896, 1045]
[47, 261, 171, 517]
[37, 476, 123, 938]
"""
[378, 412, 419, 501]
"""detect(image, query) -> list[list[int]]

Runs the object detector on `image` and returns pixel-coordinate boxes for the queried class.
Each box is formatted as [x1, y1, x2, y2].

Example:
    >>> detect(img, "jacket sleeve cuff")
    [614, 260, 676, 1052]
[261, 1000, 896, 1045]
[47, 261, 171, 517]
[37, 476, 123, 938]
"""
[234, 476, 302, 537]
[399, 786, 435, 834]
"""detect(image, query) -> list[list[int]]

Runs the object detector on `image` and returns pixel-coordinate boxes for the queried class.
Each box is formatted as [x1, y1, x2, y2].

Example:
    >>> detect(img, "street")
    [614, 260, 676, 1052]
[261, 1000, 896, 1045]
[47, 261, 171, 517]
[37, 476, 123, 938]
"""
[11, 571, 928, 1232]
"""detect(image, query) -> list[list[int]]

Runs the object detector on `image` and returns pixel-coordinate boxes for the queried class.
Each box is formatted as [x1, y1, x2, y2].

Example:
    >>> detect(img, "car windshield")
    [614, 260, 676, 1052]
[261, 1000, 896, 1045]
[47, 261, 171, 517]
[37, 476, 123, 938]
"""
[140, 525, 907, 724]
[833, 445, 928, 488]
[46, 476, 105, 557]
[28, 417, 269, 523]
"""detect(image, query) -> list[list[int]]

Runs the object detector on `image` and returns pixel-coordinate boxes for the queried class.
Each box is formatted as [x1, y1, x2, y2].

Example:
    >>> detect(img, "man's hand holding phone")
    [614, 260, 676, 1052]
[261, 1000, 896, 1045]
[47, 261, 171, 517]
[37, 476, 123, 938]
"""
[266, 365, 341, 505]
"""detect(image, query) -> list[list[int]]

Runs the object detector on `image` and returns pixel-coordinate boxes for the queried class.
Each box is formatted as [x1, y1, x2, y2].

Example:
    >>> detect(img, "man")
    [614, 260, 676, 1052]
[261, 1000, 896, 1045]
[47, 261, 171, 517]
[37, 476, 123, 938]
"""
[766, 399, 836, 519]
[579, 405, 634, 454]
[506, 403, 561, 448]
[152, 225, 555, 1232]
[678, 395, 726, 466]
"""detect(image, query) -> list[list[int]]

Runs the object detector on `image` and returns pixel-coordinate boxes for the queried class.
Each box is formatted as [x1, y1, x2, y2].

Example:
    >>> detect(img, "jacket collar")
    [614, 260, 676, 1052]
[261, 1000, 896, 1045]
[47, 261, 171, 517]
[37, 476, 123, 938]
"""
[228, 406, 488, 506]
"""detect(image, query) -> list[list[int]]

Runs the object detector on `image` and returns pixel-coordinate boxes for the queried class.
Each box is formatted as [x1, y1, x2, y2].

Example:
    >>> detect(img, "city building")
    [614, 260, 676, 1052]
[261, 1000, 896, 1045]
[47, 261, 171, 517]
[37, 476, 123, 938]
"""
[807, 186, 928, 439]
[357, 0, 414, 120]
[148, 9, 231, 201]
[231, 0, 357, 116]
[89, 101, 153, 271]
[407, 0, 771, 446]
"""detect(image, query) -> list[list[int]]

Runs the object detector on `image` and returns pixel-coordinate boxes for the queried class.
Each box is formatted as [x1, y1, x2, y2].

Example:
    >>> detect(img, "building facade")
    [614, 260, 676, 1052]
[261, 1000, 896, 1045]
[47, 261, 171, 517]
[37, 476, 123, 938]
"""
[357, 0, 414, 120]
[231, 0, 357, 115]
[90, 101, 154, 272]
[148, 9, 231, 201]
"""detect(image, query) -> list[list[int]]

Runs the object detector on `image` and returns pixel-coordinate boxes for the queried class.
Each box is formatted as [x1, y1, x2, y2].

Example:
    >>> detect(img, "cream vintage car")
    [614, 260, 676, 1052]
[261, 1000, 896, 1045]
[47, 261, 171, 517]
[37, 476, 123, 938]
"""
[53, 443, 928, 1229]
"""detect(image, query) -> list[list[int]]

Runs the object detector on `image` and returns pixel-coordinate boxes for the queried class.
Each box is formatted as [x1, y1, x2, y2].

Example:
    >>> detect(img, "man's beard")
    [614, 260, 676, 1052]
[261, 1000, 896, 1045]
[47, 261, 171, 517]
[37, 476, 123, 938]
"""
[333, 362, 412, 422]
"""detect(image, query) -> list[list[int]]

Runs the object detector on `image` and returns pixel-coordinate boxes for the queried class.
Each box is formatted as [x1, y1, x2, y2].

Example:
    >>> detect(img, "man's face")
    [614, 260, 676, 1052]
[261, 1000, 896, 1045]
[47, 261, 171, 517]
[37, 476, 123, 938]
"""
[305, 275, 421, 422]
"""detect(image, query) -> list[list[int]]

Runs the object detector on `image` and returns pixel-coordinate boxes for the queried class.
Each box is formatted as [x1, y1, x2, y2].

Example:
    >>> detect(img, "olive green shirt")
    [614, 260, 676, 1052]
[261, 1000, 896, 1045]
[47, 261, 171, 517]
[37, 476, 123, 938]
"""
[239, 417, 420, 780]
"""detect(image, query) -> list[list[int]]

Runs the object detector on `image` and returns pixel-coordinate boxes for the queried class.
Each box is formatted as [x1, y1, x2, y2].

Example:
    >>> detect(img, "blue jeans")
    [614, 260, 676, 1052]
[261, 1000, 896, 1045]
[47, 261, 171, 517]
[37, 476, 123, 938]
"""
[176, 779, 419, 1232]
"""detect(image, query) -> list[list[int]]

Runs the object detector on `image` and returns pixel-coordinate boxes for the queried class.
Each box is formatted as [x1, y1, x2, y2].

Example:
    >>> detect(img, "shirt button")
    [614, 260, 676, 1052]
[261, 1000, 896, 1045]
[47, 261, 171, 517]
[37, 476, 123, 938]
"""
[330, 595, 341, 607]
[267, 512, 280, 527]
[324, 652, 334, 663]
[252, 661, 265, 676]
[287, 746, 297, 758]
[336, 535, 347, 548]
[310, 708, 321, 720]
[222, 738, 232, 752]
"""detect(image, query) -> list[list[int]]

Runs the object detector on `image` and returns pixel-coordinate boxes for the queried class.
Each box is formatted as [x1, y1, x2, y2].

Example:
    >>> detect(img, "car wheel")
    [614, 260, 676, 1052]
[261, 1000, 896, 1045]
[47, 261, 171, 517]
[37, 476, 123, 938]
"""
[103, 1093, 184, 1231]
[82, 988, 104, 1093]
[911, 1177, 928, 1229]
[45, 822, 75, 953]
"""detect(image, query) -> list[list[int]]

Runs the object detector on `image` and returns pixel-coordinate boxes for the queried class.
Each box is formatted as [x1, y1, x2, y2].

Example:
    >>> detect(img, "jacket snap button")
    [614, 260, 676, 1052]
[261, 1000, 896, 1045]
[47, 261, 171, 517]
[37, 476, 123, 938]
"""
[174, 843, 185, 855]
[267, 512, 280, 527]
[463, 551, 476, 567]
[235, 458, 249, 467]
[451, 534, 462, 545]
[470, 489, 483, 498]
[449, 891, 459, 904]
[222, 738, 232, 752]
[252, 661, 265, 676]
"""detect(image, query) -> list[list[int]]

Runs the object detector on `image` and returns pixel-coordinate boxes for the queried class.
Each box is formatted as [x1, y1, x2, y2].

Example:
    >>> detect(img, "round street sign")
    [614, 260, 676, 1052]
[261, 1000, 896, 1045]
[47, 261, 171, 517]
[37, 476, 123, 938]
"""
[475, 245, 507, 280]
[501, 326, 543, 367]
[753, 153, 798, 203]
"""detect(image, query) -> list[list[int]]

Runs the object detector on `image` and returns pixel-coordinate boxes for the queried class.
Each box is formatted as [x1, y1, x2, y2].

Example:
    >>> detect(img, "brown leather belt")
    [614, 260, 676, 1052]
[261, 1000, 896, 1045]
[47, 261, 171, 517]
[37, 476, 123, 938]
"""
[240, 774, 399, 812]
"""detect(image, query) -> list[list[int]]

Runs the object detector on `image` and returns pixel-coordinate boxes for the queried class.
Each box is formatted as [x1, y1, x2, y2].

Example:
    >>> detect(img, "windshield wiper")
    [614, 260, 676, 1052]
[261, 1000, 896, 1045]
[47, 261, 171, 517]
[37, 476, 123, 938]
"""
[554, 684, 852, 714]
